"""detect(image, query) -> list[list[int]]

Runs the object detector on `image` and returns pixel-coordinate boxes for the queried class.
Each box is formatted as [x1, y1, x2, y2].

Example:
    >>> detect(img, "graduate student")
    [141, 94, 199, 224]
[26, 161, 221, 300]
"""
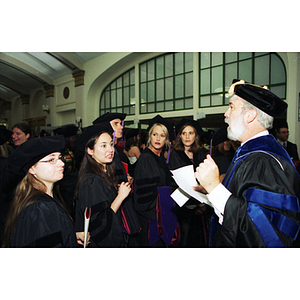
[74, 123, 137, 247]
[194, 79, 300, 247]
[2, 135, 78, 248]
[168, 118, 209, 247]
[134, 115, 179, 247]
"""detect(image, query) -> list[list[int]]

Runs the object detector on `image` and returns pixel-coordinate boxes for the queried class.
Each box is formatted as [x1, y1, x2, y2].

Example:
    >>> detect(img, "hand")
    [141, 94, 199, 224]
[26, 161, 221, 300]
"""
[194, 154, 220, 194]
[127, 175, 133, 186]
[118, 181, 131, 199]
[76, 231, 90, 246]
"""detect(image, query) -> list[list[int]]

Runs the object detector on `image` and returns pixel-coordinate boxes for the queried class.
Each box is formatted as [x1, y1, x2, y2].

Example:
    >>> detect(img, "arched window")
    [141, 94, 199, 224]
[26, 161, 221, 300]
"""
[139, 52, 193, 114]
[199, 52, 286, 107]
[100, 68, 135, 116]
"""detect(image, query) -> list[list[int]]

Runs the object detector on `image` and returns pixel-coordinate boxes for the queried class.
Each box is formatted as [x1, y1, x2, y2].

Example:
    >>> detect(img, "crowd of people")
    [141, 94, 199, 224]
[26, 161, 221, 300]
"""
[1, 79, 300, 248]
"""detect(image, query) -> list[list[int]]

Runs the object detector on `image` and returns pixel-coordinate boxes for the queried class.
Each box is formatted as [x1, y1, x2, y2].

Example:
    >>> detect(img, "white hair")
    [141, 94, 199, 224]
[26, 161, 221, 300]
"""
[235, 96, 274, 130]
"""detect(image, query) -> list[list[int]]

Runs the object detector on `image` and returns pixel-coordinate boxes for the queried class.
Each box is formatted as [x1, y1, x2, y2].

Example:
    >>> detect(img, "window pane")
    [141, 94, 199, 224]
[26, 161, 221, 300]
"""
[270, 85, 286, 99]
[156, 102, 164, 112]
[185, 52, 193, 72]
[117, 88, 122, 106]
[271, 54, 285, 84]
[165, 77, 173, 99]
[140, 63, 147, 82]
[123, 72, 129, 86]
[200, 52, 210, 69]
[100, 95, 105, 108]
[147, 81, 155, 102]
[175, 74, 184, 98]
[212, 52, 222, 66]
[200, 95, 210, 107]
[130, 105, 135, 115]
[147, 103, 155, 113]
[130, 85, 135, 99]
[140, 83, 147, 103]
[212, 66, 223, 93]
[225, 52, 237, 63]
[225, 63, 237, 90]
[130, 69, 135, 85]
[124, 106, 129, 114]
[111, 90, 116, 107]
[212, 94, 222, 106]
[116, 107, 122, 113]
[185, 97, 193, 109]
[141, 104, 147, 113]
[239, 52, 252, 60]
[175, 52, 184, 74]
[165, 54, 173, 77]
[123, 87, 129, 106]
[111, 81, 116, 89]
[239, 60, 252, 82]
[156, 79, 164, 101]
[185, 72, 193, 97]
[147, 60, 155, 81]
[116, 77, 122, 88]
[255, 56, 269, 86]
[175, 99, 184, 110]
[200, 69, 210, 94]
[156, 56, 164, 79]
[165, 100, 173, 111]
[105, 91, 110, 108]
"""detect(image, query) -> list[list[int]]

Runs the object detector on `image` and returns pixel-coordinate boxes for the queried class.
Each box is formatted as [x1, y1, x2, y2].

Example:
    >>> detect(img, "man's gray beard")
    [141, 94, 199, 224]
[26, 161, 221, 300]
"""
[225, 114, 246, 141]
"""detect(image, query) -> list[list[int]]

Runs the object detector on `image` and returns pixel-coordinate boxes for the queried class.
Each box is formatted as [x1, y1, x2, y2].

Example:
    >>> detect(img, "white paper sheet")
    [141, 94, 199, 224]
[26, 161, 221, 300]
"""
[170, 165, 212, 207]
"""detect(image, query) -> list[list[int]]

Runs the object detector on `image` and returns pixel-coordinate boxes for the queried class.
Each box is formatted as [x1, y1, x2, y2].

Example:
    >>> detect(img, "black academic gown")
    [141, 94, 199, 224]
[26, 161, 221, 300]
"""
[75, 172, 125, 247]
[168, 149, 211, 247]
[134, 147, 176, 247]
[212, 135, 300, 248]
[9, 193, 78, 248]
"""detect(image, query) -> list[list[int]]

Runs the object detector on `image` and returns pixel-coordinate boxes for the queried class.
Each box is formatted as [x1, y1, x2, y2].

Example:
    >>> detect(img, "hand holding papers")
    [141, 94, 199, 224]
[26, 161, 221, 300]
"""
[170, 165, 212, 207]
[84, 207, 91, 248]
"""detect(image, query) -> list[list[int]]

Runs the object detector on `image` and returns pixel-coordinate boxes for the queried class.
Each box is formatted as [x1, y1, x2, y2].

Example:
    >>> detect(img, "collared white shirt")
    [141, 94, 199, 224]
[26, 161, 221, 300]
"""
[207, 130, 269, 224]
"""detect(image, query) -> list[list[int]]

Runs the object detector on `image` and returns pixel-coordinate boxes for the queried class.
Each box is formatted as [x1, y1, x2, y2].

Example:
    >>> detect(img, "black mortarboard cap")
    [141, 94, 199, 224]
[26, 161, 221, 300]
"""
[211, 127, 228, 147]
[92, 112, 127, 124]
[229, 79, 287, 117]
[175, 118, 204, 137]
[0, 125, 12, 146]
[56, 124, 78, 138]
[74, 122, 114, 154]
[148, 114, 175, 141]
[8, 135, 65, 176]
[125, 128, 139, 140]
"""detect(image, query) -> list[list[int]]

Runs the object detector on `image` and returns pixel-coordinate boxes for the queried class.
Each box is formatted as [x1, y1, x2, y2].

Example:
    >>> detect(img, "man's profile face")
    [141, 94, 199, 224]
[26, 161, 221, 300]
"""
[224, 96, 247, 142]
[276, 127, 289, 142]
[110, 118, 123, 139]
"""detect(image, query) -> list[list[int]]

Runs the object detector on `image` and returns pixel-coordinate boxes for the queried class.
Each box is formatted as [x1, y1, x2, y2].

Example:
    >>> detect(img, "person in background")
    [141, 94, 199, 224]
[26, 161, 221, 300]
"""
[11, 123, 31, 147]
[2, 135, 78, 248]
[273, 120, 299, 162]
[168, 118, 209, 247]
[122, 128, 141, 177]
[74, 123, 133, 247]
[211, 127, 234, 181]
[134, 114, 179, 247]
[54, 124, 79, 219]
[90, 112, 141, 246]
[194, 79, 300, 247]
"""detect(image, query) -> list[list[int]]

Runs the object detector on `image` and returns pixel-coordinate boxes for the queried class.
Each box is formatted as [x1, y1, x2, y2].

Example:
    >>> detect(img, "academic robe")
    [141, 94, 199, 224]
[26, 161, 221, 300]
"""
[9, 193, 78, 248]
[75, 172, 125, 247]
[212, 134, 300, 248]
[134, 147, 177, 247]
[168, 149, 211, 247]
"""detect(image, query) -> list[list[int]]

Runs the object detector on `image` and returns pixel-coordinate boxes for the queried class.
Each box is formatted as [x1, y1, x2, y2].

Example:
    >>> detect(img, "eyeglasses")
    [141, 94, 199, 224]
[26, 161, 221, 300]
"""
[39, 155, 64, 164]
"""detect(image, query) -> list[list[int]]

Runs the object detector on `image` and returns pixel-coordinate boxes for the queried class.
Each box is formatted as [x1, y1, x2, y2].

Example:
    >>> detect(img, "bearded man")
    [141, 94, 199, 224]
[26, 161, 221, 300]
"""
[195, 80, 300, 247]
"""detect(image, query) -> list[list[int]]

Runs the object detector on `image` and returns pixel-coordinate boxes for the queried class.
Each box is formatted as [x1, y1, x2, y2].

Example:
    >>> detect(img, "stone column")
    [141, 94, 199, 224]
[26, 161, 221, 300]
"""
[73, 70, 85, 126]
[21, 94, 30, 120]
[44, 85, 54, 125]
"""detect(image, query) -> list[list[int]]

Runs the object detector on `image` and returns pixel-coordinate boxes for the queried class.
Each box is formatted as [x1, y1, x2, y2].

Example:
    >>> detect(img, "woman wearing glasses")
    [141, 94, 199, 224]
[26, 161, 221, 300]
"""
[2, 135, 78, 247]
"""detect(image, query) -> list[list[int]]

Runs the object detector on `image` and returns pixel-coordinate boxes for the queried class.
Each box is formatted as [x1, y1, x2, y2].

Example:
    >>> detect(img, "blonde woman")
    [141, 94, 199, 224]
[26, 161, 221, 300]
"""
[134, 115, 179, 247]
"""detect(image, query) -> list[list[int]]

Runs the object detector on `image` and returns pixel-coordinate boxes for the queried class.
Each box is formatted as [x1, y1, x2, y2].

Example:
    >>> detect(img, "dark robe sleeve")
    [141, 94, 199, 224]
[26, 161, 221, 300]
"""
[75, 174, 124, 247]
[134, 152, 162, 220]
[215, 152, 300, 248]
[9, 195, 78, 248]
